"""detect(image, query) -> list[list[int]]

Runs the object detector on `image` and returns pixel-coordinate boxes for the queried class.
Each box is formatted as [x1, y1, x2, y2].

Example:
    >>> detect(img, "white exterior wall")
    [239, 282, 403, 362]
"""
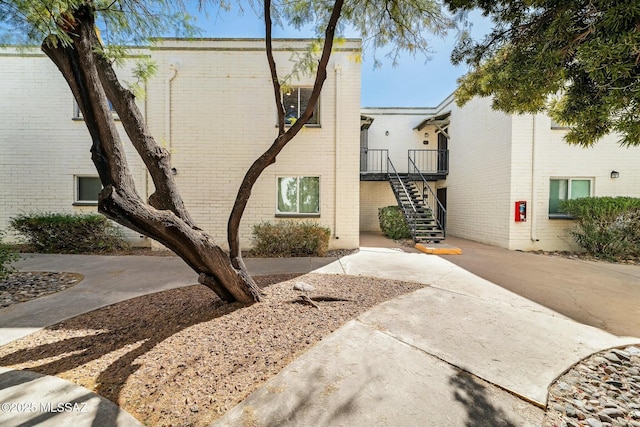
[1, 39, 362, 250]
[359, 181, 397, 231]
[509, 114, 640, 251]
[146, 39, 361, 250]
[0, 48, 148, 244]
[361, 108, 435, 173]
[445, 96, 514, 247]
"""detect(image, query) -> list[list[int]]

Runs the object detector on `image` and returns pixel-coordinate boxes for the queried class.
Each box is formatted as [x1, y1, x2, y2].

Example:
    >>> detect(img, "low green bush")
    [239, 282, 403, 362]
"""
[560, 197, 640, 260]
[251, 220, 331, 257]
[10, 212, 129, 254]
[378, 206, 411, 240]
[0, 230, 19, 279]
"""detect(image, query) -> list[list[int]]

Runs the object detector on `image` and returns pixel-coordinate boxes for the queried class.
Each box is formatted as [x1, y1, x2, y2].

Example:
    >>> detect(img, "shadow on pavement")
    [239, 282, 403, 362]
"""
[450, 370, 519, 427]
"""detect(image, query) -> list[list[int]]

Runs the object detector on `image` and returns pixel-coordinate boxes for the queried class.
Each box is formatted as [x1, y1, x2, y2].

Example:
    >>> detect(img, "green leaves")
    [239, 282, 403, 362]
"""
[560, 197, 640, 260]
[0, 0, 201, 47]
[272, 0, 453, 67]
[447, 0, 640, 147]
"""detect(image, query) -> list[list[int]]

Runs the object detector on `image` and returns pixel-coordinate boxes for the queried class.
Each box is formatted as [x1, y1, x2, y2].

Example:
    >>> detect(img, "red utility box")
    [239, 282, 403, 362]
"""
[515, 201, 527, 222]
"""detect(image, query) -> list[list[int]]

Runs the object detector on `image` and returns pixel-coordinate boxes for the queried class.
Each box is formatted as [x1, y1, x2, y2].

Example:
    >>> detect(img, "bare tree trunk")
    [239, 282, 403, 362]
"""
[41, 5, 260, 304]
[227, 0, 345, 270]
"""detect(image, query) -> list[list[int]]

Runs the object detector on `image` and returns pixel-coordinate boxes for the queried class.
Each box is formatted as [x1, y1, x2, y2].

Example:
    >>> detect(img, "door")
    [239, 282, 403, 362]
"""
[360, 129, 368, 172]
[436, 187, 447, 231]
[437, 132, 448, 173]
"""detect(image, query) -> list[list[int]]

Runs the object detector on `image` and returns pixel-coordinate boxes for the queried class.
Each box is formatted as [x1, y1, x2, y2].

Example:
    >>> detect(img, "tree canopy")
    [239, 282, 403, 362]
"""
[446, 0, 640, 147]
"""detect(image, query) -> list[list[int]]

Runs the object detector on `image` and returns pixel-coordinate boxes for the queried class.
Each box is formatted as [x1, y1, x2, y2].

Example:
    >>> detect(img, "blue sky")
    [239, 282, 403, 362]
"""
[187, 6, 491, 108]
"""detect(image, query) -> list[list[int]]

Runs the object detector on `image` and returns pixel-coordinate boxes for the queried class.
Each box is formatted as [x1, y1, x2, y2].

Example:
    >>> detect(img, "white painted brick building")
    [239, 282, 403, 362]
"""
[361, 95, 640, 251]
[0, 39, 362, 250]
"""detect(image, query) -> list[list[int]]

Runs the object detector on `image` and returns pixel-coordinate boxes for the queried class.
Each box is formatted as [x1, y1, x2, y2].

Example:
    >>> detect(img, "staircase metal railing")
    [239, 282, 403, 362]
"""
[408, 149, 449, 175]
[408, 156, 447, 237]
[387, 157, 418, 236]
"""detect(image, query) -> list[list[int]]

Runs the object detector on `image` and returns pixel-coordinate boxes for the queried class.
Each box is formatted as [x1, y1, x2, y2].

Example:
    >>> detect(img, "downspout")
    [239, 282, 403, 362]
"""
[530, 114, 539, 242]
[165, 64, 178, 152]
[334, 63, 342, 240]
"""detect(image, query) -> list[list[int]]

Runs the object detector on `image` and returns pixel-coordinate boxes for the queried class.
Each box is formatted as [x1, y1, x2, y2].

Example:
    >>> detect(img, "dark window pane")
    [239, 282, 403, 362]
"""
[549, 179, 567, 214]
[299, 88, 318, 124]
[78, 176, 102, 202]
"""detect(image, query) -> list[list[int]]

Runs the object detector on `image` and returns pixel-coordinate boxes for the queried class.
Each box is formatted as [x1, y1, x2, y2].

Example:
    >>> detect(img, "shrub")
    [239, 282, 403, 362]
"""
[560, 197, 640, 260]
[251, 220, 331, 257]
[10, 212, 129, 254]
[0, 230, 19, 280]
[378, 206, 411, 239]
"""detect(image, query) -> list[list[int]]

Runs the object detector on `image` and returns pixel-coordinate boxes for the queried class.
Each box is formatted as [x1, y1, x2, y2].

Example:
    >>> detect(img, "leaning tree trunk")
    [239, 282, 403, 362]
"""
[41, 5, 260, 303]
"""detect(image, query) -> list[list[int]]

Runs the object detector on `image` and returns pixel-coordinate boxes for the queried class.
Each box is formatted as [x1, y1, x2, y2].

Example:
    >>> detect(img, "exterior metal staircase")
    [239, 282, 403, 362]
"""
[388, 159, 446, 243]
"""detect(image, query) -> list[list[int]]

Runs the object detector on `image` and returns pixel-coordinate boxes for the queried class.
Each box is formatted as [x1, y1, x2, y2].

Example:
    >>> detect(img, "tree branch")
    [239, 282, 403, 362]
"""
[227, 0, 345, 267]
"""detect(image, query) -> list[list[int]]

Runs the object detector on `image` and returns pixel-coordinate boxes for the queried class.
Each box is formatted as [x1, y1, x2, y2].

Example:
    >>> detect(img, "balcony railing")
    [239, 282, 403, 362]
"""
[360, 148, 389, 174]
[408, 149, 449, 175]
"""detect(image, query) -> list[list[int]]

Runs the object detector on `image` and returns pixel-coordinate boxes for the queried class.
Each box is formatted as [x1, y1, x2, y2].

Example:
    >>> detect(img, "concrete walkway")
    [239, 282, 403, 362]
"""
[440, 236, 640, 337]
[212, 248, 640, 427]
[1, 245, 639, 426]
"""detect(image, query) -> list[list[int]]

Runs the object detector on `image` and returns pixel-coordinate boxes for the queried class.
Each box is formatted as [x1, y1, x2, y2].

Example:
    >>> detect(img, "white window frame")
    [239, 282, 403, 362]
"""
[548, 177, 594, 218]
[276, 176, 321, 217]
[282, 87, 320, 127]
[74, 175, 102, 205]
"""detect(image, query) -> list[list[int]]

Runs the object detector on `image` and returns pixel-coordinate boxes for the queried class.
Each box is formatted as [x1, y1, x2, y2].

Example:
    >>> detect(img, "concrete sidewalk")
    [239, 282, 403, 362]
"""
[212, 248, 640, 427]
[1, 248, 639, 426]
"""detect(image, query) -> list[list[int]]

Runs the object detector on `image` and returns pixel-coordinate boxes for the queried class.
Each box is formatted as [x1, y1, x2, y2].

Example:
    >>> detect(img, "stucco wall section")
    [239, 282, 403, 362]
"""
[360, 108, 435, 173]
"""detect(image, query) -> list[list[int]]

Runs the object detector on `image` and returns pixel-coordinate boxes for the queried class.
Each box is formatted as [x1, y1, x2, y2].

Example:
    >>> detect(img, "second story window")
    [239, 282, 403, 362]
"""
[73, 99, 118, 120]
[283, 87, 319, 126]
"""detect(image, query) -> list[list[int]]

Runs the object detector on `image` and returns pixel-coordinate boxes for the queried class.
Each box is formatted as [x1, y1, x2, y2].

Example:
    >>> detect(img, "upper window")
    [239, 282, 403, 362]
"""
[283, 87, 319, 126]
[549, 178, 592, 217]
[75, 176, 102, 205]
[277, 176, 320, 216]
[550, 119, 570, 129]
[73, 100, 118, 120]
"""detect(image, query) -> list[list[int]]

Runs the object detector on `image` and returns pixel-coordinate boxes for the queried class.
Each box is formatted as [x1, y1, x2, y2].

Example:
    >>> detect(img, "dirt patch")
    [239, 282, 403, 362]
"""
[0, 273, 427, 427]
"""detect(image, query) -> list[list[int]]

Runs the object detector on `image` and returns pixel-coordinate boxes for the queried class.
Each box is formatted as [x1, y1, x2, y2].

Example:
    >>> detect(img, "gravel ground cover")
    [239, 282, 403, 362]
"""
[0, 272, 427, 426]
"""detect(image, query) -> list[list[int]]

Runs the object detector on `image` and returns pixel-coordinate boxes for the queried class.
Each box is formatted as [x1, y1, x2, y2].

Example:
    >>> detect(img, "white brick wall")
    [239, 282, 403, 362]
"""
[146, 39, 361, 250]
[0, 48, 147, 243]
[516, 114, 640, 251]
[1, 40, 362, 250]
[444, 96, 514, 247]
[359, 181, 397, 231]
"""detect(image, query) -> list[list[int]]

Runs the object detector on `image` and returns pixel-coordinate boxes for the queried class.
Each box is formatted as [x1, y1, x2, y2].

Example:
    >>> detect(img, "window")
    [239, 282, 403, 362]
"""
[73, 100, 118, 120]
[550, 119, 570, 129]
[549, 178, 592, 217]
[277, 176, 320, 216]
[75, 176, 102, 204]
[283, 87, 319, 125]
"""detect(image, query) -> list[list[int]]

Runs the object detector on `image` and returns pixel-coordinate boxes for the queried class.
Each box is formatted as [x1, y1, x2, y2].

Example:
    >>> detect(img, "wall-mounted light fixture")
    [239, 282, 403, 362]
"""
[171, 167, 178, 176]
[611, 170, 620, 179]
[385, 130, 389, 136]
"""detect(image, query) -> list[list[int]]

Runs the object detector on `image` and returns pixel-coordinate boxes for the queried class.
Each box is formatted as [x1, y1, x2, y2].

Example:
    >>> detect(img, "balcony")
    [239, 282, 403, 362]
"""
[360, 149, 449, 181]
